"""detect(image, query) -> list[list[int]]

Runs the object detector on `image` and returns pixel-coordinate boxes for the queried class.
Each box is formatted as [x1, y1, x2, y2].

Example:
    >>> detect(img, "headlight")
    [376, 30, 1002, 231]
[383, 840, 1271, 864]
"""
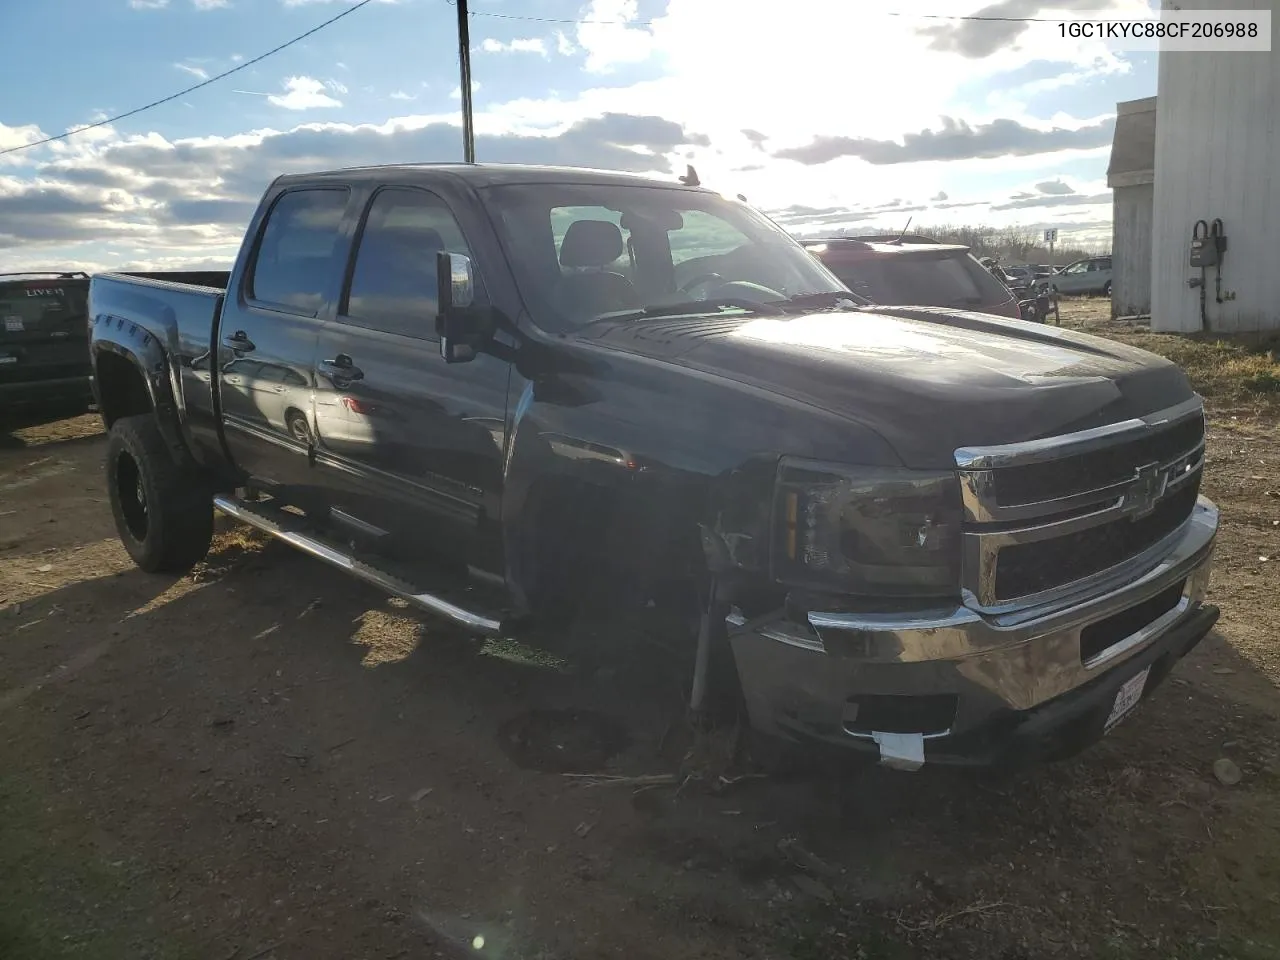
[772, 458, 962, 598]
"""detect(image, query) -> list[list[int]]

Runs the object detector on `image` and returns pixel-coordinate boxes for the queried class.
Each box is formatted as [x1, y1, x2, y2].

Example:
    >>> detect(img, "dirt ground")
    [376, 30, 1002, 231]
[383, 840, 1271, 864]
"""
[2, 302, 1279, 960]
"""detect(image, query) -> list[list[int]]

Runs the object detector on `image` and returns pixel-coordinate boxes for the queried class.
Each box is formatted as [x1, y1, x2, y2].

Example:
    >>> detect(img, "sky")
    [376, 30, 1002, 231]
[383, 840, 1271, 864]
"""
[0, 0, 1162, 273]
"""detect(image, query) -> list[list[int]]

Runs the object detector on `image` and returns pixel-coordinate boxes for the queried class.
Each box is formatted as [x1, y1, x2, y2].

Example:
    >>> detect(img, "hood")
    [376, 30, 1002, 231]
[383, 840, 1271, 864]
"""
[575, 305, 1193, 469]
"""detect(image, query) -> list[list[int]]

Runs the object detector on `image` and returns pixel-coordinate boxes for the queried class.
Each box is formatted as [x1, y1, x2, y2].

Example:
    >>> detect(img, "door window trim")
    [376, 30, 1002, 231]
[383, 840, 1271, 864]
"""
[242, 185, 352, 319]
[336, 184, 483, 342]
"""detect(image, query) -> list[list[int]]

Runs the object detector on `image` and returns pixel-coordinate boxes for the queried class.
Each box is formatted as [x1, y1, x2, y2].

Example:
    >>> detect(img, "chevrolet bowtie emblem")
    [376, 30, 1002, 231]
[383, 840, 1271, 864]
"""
[1122, 462, 1168, 518]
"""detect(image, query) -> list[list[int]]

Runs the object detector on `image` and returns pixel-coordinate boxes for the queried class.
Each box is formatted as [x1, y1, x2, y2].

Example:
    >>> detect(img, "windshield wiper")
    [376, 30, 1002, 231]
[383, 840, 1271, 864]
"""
[774, 291, 870, 311]
[594, 297, 784, 323]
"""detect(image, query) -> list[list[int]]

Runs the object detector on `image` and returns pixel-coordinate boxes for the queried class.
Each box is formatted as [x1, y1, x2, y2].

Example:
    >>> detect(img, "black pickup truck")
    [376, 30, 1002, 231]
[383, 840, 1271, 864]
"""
[1, 271, 94, 416]
[88, 163, 1219, 771]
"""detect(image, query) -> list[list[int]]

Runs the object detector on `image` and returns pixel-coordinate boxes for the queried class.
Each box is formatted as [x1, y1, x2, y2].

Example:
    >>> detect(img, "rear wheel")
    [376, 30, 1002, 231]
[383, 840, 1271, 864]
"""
[1102, 280, 1112, 297]
[106, 414, 214, 573]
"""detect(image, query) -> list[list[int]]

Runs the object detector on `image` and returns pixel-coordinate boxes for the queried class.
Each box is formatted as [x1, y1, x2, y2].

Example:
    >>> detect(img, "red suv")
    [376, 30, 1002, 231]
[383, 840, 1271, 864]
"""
[801, 238, 1022, 320]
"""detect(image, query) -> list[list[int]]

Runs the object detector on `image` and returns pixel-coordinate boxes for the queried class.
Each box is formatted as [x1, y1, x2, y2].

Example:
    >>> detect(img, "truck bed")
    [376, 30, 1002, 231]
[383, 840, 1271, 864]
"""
[120, 270, 230, 290]
[88, 271, 228, 466]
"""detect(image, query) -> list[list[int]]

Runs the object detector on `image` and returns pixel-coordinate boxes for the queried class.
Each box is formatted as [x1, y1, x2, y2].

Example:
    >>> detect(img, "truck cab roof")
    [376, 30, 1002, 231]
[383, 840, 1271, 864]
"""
[274, 162, 715, 193]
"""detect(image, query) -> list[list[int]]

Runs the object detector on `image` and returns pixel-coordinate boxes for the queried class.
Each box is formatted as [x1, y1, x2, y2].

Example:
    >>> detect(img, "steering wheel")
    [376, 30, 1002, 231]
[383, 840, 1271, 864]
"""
[679, 272, 725, 297]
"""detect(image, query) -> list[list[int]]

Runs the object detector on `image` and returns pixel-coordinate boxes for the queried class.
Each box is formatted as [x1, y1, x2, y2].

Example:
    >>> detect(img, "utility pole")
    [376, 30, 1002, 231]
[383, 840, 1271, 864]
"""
[455, 0, 475, 162]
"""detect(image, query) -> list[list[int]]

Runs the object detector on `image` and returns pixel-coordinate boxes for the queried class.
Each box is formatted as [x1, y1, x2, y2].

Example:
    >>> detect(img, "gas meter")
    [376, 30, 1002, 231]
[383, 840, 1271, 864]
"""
[1190, 218, 1227, 267]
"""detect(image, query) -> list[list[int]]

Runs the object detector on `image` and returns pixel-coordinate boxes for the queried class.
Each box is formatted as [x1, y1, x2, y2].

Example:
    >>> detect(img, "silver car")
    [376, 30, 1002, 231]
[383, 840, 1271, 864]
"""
[1051, 256, 1112, 297]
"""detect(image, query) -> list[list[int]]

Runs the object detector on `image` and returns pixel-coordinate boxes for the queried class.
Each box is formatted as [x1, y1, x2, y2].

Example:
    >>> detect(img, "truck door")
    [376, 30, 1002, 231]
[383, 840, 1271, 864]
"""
[216, 186, 351, 499]
[310, 185, 510, 577]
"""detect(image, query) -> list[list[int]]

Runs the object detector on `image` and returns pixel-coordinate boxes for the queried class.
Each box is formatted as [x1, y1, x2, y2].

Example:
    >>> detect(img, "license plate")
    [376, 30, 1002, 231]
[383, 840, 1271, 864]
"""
[1105, 665, 1151, 733]
[4, 316, 24, 332]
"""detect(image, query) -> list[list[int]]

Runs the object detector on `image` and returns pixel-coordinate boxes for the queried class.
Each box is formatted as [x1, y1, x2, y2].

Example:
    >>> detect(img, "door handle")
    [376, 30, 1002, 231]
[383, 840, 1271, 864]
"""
[223, 330, 256, 352]
[322, 355, 364, 380]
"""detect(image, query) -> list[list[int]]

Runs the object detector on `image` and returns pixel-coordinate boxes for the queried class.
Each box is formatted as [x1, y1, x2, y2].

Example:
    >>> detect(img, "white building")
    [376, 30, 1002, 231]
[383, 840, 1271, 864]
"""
[1150, 0, 1280, 333]
[1107, 97, 1156, 319]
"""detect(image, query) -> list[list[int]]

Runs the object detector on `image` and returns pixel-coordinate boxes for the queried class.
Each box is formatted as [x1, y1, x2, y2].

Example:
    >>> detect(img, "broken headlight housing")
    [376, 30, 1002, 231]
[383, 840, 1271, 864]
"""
[771, 458, 962, 599]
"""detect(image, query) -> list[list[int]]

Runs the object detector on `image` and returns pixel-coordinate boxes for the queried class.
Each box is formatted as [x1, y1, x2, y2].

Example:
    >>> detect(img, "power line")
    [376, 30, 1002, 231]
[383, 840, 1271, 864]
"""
[444, 1, 1081, 26]
[0, 0, 376, 159]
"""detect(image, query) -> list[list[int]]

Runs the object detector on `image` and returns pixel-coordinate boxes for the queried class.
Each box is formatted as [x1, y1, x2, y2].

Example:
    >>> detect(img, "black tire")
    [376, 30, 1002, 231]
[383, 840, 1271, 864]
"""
[1102, 280, 1112, 297]
[106, 414, 214, 573]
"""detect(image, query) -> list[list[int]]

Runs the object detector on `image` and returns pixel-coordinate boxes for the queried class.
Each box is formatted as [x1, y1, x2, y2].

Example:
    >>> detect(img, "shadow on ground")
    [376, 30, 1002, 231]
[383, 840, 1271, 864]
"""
[1, 526, 1278, 959]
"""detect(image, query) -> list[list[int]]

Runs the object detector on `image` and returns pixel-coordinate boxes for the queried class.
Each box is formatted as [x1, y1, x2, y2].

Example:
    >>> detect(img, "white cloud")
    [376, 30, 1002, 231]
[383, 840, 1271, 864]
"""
[575, 0, 653, 73]
[230, 53, 244, 62]
[267, 76, 343, 110]
[280, 0, 398, 5]
[479, 37, 548, 56]
[128, 0, 169, 7]
[7, 0, 1147, 265]
[174, 62, 210, 80]
[0, 121, 46, 167]
[192, 0, 229, 8]
[449, 82, 481, 100]
[474, 0, 1147, 215]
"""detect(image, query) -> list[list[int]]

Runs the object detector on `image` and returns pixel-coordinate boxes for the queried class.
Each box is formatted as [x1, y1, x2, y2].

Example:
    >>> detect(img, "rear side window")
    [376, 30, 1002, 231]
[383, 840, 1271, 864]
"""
[827, 253, 1008, 309]
[248, 188, 349, 315]
[343, 187, 476, 339]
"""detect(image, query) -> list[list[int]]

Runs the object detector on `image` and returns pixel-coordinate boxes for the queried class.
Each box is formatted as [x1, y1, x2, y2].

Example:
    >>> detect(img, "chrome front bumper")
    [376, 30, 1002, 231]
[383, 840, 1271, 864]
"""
[727, 496, 1219, 770]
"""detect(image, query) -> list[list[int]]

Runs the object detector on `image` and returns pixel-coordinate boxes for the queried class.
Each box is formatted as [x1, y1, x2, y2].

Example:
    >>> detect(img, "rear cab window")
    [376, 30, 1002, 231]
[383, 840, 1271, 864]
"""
[247, 188, 350, 315]
[825, 252, 1010, 309]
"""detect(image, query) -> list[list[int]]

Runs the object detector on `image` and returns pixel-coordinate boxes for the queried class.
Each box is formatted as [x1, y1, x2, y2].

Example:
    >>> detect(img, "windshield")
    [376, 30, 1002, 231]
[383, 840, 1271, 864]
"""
[823, 252, 1010, 309]
[481, 182, 848, 331]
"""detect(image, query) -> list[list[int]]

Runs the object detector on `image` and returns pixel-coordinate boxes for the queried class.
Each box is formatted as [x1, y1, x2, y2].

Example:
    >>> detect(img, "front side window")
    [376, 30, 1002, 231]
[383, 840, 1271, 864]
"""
[1064, 261, 1088, 275]
[343, 188, 476, 339]
[248, 188, 349, 315]
[482, 183, 846, 332]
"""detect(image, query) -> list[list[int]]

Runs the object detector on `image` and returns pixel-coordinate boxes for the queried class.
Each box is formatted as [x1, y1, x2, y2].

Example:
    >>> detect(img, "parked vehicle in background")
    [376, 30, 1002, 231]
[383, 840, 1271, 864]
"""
[1051, 256, 1113, 297]
[1001, 264, 1036, 288]
[803, 238, 1022, 320]
[840, 233, 942, 246]
[0, 271, 94, 417]
[1016, 282, 1056, 324]
[88, 162, 1218, 773]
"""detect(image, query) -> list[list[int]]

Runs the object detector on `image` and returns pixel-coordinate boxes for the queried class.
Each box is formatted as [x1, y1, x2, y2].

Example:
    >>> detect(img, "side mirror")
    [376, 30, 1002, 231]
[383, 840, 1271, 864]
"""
[436, 251, 480, 363]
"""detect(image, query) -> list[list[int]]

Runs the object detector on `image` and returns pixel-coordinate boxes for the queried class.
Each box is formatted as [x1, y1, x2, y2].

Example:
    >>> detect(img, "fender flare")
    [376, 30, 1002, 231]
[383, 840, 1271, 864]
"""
[90, 314, 191, 466]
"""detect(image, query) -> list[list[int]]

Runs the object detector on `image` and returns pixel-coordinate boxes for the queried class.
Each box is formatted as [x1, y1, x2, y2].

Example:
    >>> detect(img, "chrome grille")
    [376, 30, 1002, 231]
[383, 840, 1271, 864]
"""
[954, 396, 1206, 610]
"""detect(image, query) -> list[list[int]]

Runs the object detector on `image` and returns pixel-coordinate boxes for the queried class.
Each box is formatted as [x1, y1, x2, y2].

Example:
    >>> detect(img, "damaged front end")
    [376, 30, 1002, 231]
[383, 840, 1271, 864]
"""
[711, 399, 1221, 771]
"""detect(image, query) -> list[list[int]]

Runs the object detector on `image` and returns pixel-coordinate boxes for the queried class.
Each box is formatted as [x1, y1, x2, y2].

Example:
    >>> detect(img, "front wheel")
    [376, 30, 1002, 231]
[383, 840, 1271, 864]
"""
[106, 414, 214, 573]
[1102, 280, 1112, 297]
